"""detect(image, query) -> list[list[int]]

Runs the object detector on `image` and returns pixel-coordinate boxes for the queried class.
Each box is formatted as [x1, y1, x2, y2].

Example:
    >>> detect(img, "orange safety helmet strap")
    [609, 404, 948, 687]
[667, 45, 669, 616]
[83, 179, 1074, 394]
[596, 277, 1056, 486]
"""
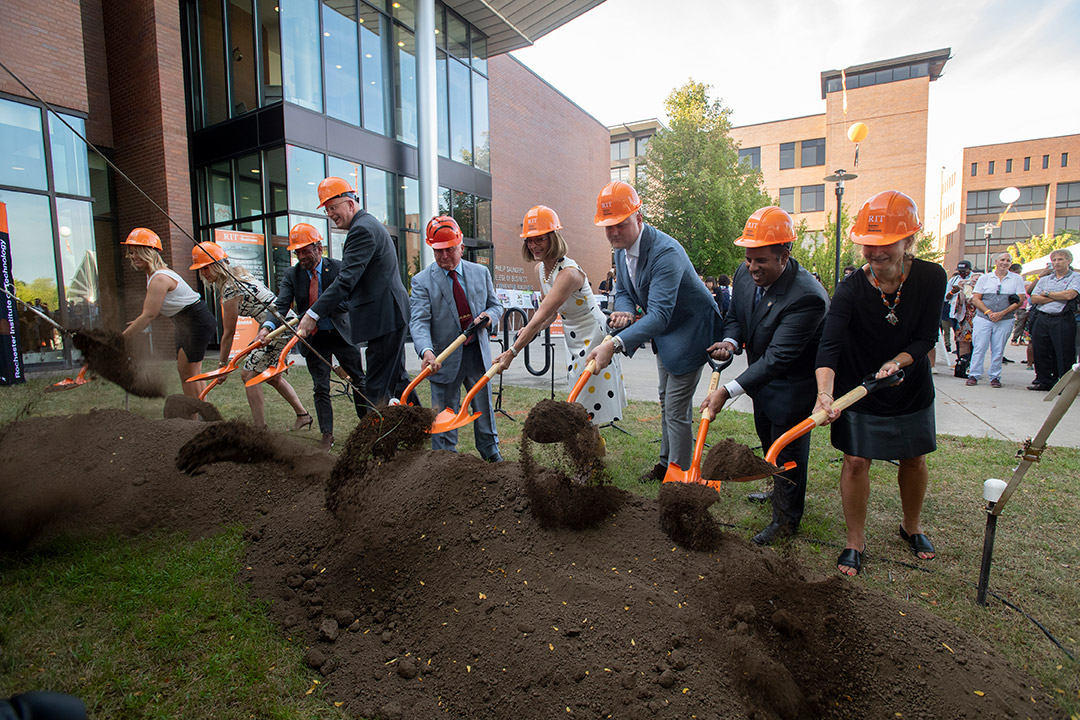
[316, 176, 358, 209]
[190, 242, 228, 270]
[850, 190, 922, 246]
[594, 181, 642, 227]
[734, 206, 796, 248]
[520, 205, 563, 238]
[122, 227, 163, 251]
[425, 215, 463, 249]
[287, 222, 323, 251]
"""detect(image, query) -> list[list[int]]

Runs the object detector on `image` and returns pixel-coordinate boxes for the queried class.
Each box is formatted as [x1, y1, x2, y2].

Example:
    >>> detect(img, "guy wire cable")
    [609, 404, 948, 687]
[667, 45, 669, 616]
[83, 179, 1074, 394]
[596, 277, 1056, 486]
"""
[0, 58, 378, 412]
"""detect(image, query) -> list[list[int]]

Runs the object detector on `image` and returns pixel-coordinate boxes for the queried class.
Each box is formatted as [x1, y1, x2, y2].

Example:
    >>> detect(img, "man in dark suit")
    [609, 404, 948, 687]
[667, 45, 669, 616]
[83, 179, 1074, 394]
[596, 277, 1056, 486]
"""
[258, 223, 366, 451]
[586, 181, 722, 481]
[701, 206, 829, 545]
[298, 176, 412, 408]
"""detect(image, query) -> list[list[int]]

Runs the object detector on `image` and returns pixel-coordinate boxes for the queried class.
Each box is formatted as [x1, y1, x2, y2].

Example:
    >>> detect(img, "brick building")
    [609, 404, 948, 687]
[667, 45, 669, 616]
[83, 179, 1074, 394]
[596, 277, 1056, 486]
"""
[0, 0, 607, 370]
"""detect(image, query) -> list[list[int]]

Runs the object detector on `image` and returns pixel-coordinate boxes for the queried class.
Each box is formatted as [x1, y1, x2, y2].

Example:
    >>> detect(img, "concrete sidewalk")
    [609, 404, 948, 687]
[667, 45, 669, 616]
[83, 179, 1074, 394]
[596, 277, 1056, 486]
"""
[404, 337, 1080, 449]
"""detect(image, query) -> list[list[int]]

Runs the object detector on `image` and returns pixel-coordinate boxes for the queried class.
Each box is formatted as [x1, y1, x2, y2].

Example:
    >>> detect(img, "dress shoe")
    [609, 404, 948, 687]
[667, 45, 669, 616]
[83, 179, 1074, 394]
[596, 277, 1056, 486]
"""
[1027, 384, 1051, 391]
[752, 521, 797, 546]
[484, 452, 503, 463]
[746, 490, 772, 504]
[990, 378, 1002, 388]
[965, 376, 978, 386]
[638, 462, 667, 483]
[319, 432, 334, 452]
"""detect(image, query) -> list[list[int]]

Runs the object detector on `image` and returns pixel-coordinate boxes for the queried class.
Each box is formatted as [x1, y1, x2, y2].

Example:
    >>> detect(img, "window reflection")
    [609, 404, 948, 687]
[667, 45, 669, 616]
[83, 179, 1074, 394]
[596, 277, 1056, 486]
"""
[328, 156, 363, 197]
[471, 32, 487, 75]
[394, 25, 417, 146]
[471, 71, 488, 171]
[436, 50, 449, 157]
[446, 11, 467, 58]
[285, 145, 325, 211]
[228, 0, 258, 114]
[400, 175, 419, 231]
[365, 166, 393, 224]
[0, 99, 47, 191]
[236, 153, 263, 218]
[322, 0, 360, 126]
[258, 0, 283, 103]
[452, 190, 474, 238]
[359, 4, 389, 135]
[55, 198, 100, 335]
[264, 147, 288, 213]
[209, 160, 233, 222]
[448, 59, 471, 163]
[199, 0, 229, 125]
[49, 114, 91, 196]
[280, 0, 322, 112]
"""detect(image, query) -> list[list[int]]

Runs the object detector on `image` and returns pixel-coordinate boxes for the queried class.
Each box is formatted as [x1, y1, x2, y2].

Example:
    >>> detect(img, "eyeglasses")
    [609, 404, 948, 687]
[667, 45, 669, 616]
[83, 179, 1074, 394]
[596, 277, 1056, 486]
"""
[525, 236, 547, 245]
[323, 199, 351, 215]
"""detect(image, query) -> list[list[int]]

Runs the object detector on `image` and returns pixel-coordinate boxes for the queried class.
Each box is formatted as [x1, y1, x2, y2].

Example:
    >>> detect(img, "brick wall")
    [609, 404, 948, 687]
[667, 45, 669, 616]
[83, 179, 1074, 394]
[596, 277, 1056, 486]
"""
[488, 55, 613, 295]
[0, 0, 88, 113]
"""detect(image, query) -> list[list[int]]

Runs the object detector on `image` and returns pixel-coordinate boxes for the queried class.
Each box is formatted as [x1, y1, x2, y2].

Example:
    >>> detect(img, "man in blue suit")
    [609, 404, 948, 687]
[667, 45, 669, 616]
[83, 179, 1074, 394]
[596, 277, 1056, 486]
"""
[701, 206, 828, 545]
[586, 181, 722, 482]
[409, 216, 504, 462]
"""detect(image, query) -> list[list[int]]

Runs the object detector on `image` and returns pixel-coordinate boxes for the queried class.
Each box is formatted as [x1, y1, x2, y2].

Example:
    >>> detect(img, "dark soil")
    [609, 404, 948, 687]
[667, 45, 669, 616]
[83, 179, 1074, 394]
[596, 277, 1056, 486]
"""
[0, 410, 1060, 719]
[702, 438, 780, 482]
[656, 482, 724, 552]
[163, 394, 223, 422]
[71, 329, 166, 398]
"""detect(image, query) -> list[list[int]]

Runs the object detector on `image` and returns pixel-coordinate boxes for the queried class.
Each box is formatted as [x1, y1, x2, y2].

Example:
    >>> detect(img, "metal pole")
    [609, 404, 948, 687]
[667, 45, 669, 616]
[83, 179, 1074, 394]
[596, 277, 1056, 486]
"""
[976, 501, 998, 606]
[415, 0, 438, 269]
[834, 180, 844, 289]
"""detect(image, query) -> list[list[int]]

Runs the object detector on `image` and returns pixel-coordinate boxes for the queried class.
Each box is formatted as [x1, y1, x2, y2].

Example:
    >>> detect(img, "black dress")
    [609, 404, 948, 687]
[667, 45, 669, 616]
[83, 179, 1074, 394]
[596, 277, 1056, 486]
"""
[816, 258, 947, 459]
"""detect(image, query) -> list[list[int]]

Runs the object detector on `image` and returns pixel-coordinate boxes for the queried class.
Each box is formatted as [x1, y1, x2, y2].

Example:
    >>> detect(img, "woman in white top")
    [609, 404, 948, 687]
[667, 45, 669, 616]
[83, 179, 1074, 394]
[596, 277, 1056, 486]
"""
[494, 206, 627, 425]
[121, 228, 216, 398]
[191, 242, 310, 429]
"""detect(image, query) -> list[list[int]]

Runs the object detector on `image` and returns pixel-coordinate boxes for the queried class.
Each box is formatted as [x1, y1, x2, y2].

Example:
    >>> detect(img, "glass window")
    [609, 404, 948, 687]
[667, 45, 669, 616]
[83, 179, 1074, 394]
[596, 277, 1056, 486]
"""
[911, 62, 928, 77]
[327, 155, 363, 197]
[446, 10, 467, 58]
[258, 0, 283, 103]
[88, 153, 113, 218]
[1057, 182, 1080, 209]
[199, 0, 229, 125]
[359, 5, 390, 135]
[285, 145, 325, 211]
[394, 24, 417, 146]
[610, 166, 630, 183]
[436, 50, 449, 157]
[778, 187, 794, 213]
[826, 77, 841, 93]
[438, 186, 450, 216]
[1024, 156, 1030, 171]
[236, 153, 263, 218]
[971, 162, 977, 177]
[476, 197, 491, 246]
[48, 113, 91, 197]
[875, 69, 892, 84]
[209, 160, 233, 222]
[1043, 154, 1049, 169]
[0, 189, 62, 360]
[448, 58, 471, 163]
[280, 0, 322, 112]
[400, 175, 419, 231]
[55, 197, 99, 332]
[1063, 152, 1069, 168]
[264, 146, 288, 214]
[610, 140, 629, 162]
[738, 147, 760, 170]
[390, 0, 414, 28]
[1005, 159, 1012, 173]
[471, 71, 489, 172]
[471, 31, 487, 75]
[636, 136, 649, 156]
[800, 138, 825, 167]
[365, 166, 393, 224]
[452, 190, 474, 238]
[893, 65, 910, 81]
[322, 0, 360, 126]
[1055, 216, 1080, 235]
[800, 184, 825, 213]
[228, 0, 258, 114]
[988, 160, 995, 175]
[779, 142, 795, 170]
[0, 98, 48, 191]
[1015, 185, 1047, 212]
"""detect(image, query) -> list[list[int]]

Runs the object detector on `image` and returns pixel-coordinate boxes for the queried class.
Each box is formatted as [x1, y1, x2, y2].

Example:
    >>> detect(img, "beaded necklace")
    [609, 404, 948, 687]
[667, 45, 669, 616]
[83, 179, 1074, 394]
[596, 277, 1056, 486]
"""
[868, 259, 906, 326]
[542, 259, 561, 287]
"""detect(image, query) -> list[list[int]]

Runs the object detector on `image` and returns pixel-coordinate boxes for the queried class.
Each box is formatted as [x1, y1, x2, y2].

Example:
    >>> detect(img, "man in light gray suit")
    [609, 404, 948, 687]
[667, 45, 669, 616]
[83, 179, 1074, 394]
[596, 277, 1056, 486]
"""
[409, 216, 504, 461]
[586, 181, 722, 482]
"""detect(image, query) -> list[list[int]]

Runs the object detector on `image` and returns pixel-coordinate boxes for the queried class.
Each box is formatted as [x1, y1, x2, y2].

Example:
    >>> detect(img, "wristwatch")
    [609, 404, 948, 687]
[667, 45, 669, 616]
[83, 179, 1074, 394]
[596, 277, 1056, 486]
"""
[610, 336, 625, 354]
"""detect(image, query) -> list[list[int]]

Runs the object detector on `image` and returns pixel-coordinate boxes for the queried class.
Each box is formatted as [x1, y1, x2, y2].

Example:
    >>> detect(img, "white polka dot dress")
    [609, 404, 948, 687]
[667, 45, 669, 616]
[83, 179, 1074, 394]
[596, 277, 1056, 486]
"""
[540, 257, 628, 425]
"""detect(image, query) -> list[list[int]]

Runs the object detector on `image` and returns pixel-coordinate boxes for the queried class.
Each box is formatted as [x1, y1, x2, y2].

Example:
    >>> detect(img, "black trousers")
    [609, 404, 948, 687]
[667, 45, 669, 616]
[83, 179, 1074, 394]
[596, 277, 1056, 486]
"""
[753, 404, 812, 528]
[1031, 312, 1076, 386]
[304, 328, 366, 434]
[362, 323, 416, 408]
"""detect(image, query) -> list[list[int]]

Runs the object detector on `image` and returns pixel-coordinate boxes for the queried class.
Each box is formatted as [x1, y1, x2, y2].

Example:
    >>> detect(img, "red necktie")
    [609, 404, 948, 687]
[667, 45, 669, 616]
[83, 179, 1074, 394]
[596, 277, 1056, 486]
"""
[449, 269, 474, 343]
[308, 270, 319, 334]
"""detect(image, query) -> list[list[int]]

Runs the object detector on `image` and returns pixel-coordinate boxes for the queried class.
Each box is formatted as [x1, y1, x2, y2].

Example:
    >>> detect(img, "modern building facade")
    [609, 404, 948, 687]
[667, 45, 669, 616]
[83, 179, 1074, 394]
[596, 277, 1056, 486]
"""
[608, 118, 663, 187]
[940, 133, 1080, 271]
[728, 49, 951, 234]
[0, 0, 606, 369]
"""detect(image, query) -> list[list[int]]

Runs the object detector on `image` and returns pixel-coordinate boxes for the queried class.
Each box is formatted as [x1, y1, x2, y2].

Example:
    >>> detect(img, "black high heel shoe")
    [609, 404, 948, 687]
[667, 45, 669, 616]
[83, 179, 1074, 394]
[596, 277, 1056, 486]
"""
[292, 412, 313, 431]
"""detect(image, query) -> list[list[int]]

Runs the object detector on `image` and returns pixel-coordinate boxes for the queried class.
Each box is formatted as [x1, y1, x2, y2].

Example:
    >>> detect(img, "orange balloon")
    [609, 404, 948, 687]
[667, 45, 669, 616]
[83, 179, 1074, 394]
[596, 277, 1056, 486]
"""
[847, 122, 869, 143]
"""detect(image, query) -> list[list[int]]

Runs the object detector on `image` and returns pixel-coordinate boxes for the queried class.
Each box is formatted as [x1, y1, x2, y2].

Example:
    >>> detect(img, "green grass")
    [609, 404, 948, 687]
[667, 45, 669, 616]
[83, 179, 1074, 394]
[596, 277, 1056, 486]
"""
[1, 365, 1078, 717]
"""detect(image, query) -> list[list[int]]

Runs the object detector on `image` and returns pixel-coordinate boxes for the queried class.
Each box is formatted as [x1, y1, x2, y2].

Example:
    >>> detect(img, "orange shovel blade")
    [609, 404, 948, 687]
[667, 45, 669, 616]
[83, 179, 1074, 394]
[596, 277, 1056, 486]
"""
[245, 335, 300, 387]
[430, 406, 482, 433]
[199, 376, 223, 401]
[397, 366, 432, 406]
[661, 462, 690, 484]
[189, 363, 238, 382]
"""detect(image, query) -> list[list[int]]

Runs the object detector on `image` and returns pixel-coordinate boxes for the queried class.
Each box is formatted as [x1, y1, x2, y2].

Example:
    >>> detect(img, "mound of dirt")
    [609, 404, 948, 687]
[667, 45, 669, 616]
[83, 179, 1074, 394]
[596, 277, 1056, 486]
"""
[657, 482, 724, 552]
[163, 394, 223, 422]
[71, 329, 166, 398]
[0, 411, 1057, 720]
[523, 399, 592, 443]
[702, 438, 780, 482]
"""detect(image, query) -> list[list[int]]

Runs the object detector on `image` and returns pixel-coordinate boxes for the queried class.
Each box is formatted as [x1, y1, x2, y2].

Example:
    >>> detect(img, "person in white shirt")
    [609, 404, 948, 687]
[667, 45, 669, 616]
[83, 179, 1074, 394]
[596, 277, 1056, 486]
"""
[966, 252, 1026, 388]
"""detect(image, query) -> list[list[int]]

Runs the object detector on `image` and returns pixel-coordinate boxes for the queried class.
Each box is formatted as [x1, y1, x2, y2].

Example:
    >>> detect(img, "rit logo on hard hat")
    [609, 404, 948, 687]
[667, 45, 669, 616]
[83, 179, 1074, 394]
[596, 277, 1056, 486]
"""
[600, 201, 613, 214]
[868, 214, 885, 228]
[745, 220, 758, 237]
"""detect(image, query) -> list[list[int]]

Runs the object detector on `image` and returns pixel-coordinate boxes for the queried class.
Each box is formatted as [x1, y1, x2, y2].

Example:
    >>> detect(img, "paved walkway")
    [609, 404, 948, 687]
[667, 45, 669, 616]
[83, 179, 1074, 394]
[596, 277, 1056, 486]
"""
[405, 337, 1080, 449]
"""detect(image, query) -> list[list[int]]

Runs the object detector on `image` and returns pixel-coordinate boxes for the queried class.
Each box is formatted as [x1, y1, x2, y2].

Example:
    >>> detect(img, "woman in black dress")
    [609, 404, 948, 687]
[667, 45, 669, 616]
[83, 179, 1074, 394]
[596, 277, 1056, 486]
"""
[814, 190, 947, 576]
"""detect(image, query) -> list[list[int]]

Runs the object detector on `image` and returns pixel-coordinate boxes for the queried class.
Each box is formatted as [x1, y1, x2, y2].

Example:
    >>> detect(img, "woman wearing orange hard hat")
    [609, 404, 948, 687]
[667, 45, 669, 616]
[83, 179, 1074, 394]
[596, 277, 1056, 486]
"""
[495, 205, 627, 425]
[121, 228, 216, 398]
[812, 190, 947, 577]
[191, 241, 311, 429]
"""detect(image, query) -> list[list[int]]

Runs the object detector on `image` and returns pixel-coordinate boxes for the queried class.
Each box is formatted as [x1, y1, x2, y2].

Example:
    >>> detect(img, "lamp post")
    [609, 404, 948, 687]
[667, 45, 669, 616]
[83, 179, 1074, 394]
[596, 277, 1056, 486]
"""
[824, 169, 857, 289]
[982, 222, 995, 273]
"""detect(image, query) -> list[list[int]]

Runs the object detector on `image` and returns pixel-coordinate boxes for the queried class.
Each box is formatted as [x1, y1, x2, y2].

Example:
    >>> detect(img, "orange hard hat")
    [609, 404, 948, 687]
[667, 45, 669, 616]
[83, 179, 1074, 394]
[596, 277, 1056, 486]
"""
[594, 181, 642, 227]
[520, 205, 563, 238]
[189, 241, 228, 270]
[122, 227, 163, 251]
[316, 176, 357, 209]
[287, 223, 323, 251]
[734, 206, 796, 248]
[425, 215, 463, 249]
[850, 190, 922, 246]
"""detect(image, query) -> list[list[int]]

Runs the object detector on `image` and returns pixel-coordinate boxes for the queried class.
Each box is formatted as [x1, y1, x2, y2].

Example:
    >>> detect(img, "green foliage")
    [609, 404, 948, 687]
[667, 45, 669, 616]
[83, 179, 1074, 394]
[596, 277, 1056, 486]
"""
[13, 277, 60, 310]
[1008, 231, 1079, 267]
[790, 207, 859, 293]
[639, 80, 772, 276]
[913, 230, 943, 264]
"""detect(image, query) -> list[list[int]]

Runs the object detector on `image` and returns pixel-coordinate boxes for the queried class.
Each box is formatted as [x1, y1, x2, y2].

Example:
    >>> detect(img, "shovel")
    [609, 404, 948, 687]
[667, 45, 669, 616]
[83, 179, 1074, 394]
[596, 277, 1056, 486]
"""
[393, 317, 490, 406]
[429, 362, 502, 434]
[188, 318, 299, 383]
[662, 353, 734, 486]
[566, 335, 613, 403]
[245, 334, 302, 387]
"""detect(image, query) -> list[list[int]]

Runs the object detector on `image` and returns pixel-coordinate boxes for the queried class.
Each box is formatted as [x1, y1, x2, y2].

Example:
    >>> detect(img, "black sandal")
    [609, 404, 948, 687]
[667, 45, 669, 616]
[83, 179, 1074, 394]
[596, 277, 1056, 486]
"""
[837, 547, 863, 576]
[899, 525, 935, 559]
[292, 412, 313, 431]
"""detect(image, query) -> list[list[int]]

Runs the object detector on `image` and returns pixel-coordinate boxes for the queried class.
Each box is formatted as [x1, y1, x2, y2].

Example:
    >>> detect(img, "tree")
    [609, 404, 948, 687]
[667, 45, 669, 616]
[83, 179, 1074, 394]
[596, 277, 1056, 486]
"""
[1008, 230, 1079, 267]
[790, 206, 859, 293]
[913, 231, 943, 265]
[639, 80, 772, 276]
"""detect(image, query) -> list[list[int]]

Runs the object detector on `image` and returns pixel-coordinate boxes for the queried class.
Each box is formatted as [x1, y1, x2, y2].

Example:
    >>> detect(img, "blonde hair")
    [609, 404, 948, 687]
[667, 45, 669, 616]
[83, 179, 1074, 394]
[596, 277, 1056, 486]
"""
[203, 259, 252, 289]
[520, 230, 569, 264]
[131, 245, 167, 273]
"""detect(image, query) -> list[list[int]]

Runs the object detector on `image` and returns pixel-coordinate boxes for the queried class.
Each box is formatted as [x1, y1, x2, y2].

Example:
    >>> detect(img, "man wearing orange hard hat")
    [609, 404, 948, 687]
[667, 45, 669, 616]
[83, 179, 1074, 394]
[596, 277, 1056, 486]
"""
[700, 206, 829, 545]
[409, 216, 504, 461]
[296, 176, 413, 408]
[585, 181, 722, 483]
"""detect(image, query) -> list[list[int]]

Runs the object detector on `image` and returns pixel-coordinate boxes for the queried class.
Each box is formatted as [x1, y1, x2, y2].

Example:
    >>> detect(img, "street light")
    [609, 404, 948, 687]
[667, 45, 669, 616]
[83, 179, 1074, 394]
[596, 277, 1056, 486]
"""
[985, 186, 1020, 271]
[824, 169, 857, 288]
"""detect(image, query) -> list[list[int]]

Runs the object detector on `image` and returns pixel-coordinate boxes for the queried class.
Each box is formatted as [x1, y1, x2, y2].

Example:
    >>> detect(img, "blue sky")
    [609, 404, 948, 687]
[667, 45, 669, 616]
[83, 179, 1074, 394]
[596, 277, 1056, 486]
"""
[512, 0, 1080, 225]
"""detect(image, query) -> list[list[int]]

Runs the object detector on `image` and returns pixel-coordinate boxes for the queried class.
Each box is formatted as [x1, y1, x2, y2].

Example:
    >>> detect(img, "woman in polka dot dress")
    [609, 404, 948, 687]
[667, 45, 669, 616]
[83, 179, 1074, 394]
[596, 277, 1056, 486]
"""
[494, 206, 627, 424]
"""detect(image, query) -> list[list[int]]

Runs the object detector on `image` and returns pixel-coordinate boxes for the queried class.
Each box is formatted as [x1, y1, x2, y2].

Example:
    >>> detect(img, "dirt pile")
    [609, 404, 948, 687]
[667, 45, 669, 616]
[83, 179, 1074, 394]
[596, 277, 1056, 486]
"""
[163, 394, 223, 422]
[0, 411, 1056, 719]
[71, 329, 166, 398]
[702, 438, 780, 482]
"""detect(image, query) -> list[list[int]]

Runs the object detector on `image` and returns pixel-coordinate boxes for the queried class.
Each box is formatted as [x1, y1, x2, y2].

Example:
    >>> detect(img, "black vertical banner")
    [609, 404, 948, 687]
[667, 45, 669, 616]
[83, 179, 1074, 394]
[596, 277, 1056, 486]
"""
[0, 202, 25, 385]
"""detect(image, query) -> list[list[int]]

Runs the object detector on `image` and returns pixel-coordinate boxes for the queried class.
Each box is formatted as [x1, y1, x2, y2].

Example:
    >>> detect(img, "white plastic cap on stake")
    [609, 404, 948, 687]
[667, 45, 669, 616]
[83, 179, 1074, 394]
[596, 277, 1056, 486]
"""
[983, 478, 1007, 503]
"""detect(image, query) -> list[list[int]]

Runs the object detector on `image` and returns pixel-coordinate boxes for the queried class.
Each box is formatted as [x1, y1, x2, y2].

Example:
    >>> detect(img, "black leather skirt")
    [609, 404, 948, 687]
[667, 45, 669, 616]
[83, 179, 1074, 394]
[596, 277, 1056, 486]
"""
[830, 404, 936, 460]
